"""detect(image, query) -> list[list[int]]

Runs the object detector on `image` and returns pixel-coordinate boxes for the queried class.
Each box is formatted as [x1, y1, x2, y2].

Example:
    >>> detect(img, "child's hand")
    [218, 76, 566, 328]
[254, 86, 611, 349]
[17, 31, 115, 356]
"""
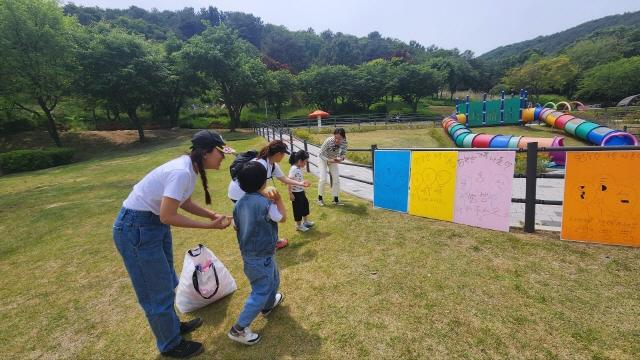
[289, 193, 295, 201]
[261, 186, 278, 200]
[302, 180, 311, 187]
[271, 189, 281, 202]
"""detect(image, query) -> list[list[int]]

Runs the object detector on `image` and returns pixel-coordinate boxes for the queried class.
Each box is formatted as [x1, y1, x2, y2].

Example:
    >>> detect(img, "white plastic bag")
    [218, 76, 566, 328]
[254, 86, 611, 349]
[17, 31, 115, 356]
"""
[175, 244, 237, 313]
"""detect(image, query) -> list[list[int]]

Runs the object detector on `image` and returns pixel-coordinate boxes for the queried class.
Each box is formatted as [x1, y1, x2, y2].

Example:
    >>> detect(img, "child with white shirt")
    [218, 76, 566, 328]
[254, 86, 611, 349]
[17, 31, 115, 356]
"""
[288, 150, 314, 232]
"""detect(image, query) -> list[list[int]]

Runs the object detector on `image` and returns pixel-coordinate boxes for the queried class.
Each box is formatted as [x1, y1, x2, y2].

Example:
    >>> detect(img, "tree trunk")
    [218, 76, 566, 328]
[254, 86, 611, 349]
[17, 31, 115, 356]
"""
[275, 105, 282, 120]
[412, 98, 419, 113]
[126, 108, 146, 143]
[37, 97, 62, 147]
[92, 108, 98, 130]
[227, 106, 241, 132]
[170, 103, 181, 128]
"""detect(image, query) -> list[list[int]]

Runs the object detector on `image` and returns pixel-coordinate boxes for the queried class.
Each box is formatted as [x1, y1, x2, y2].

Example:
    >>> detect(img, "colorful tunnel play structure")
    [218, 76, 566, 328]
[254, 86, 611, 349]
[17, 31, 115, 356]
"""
[442, 106, 638, 166]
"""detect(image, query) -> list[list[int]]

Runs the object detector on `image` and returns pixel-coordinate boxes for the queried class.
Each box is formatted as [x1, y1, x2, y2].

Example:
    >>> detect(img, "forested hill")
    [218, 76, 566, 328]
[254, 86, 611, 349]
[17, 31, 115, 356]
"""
[479, 10, 640, 62]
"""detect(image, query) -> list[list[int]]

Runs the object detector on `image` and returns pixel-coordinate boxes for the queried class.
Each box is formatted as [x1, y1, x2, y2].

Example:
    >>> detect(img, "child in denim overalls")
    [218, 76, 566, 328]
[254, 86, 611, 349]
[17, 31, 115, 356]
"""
[228, 161, 287, 345]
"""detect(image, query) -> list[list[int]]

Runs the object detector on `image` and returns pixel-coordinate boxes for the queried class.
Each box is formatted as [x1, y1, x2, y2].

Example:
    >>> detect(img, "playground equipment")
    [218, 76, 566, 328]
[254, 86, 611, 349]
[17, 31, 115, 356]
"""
[445, 92, 638, 166]
[541, 101, 585, 111]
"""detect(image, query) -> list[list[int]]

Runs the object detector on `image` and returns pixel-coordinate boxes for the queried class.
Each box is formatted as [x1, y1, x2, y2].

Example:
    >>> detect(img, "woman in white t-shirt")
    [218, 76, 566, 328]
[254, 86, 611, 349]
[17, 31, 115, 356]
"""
[113, 130, 234, 358]
[227, 140, 310, 249]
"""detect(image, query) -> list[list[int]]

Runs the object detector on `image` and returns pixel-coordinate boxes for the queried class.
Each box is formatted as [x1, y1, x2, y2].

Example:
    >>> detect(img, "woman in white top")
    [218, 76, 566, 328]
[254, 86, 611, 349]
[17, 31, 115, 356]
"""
[227, 140, 310, 248]
[113, 130, 234, 358]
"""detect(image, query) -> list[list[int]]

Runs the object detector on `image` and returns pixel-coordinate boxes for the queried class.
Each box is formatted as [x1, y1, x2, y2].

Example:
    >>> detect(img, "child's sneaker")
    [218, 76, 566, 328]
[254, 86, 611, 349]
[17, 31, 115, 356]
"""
[302, 221, 315, 228]
[275, 238, 289, 250]
[316, 200, 325, 206]
[332, 200, 345, 206]
[296, 224, 310, 232]
[261, 293, 284, 316]
[228, 326, 261, 345]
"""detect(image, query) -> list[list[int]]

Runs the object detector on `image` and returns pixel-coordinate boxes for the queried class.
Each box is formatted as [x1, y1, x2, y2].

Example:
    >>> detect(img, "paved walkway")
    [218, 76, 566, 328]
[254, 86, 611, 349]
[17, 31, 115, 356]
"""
[262, 128, 564, 231]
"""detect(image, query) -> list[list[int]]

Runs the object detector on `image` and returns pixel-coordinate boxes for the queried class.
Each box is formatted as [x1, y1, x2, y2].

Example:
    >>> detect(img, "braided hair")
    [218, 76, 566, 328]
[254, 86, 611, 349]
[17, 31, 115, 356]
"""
[189, 148, 212, 205]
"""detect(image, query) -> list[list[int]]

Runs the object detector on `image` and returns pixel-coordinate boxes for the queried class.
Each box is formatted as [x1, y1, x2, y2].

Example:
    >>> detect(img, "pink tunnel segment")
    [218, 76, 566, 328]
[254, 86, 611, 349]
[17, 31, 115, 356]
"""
[549, 137, 566, 166]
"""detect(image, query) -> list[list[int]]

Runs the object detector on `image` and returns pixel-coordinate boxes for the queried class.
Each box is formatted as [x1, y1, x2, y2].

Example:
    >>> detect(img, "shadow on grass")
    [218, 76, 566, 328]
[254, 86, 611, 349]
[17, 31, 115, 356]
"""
[277, 230, 331, 270]
[205, 306, 322, 358]
[188, 294, 234, 331]
[328, 202, 369, 216]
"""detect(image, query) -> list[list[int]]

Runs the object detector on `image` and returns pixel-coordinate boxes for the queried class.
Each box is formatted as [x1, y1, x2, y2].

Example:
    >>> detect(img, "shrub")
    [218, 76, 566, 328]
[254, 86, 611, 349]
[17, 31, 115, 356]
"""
[370, 102, 388, 114]
[0, 116, 40, 134]
[0, 148, 74, 174]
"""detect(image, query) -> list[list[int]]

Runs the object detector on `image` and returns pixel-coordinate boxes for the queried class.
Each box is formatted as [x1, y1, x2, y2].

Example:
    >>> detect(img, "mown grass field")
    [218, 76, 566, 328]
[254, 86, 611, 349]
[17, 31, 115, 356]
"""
[1, 132, 639, 359]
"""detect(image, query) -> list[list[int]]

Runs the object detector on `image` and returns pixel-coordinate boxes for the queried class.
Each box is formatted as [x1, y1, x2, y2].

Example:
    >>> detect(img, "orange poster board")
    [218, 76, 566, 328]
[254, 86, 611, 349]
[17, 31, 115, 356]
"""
[562, 151, 640, 246]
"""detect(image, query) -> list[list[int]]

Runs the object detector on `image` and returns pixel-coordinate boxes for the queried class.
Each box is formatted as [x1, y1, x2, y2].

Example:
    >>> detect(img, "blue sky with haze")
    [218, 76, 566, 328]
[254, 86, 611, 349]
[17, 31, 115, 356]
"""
[65, 0, 640, 55]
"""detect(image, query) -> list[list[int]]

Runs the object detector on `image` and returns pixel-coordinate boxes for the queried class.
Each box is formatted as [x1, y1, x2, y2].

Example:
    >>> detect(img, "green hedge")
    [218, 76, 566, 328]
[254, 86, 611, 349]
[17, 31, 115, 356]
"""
[0, 148, 74, 174]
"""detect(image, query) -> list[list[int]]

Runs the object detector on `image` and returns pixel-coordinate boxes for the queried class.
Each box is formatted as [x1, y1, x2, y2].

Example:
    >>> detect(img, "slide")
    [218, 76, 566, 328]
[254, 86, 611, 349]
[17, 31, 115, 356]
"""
[442, 107, 638, 166]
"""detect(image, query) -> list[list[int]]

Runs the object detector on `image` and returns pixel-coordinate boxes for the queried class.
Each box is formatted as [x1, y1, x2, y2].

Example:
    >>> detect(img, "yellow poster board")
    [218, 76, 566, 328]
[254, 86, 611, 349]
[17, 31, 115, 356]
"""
[562, 151, 640, 247]
[408, 151, 457, 221]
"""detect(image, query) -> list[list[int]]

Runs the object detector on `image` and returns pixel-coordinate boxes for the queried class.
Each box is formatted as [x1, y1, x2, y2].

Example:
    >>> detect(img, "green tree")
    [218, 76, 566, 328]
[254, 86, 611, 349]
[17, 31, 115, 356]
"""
[0, 0, 81, 147]
[576, 56, 640, 103]
[427, 55, 477, 99]
[153, 41, 202, 128]
[264, 70, 295, 119]
[181, 25, 267, 131]
[391, 64, 442, 113]
[297, 65, 351, 111]
[349, 59, 390, 110]
[319, 32, 363, 66]
[76, 24, 167, 142]
[261, 25, 321, 73]
[222, 11, 263, 48]
[564, 36, 625, 70]
[502, 55, 578, 102]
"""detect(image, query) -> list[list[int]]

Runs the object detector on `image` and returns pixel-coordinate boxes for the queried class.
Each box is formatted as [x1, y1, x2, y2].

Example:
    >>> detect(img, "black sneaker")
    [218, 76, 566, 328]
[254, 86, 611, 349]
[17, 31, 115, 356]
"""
[161, 340, 204, 358]
[180, 318, 203, 335]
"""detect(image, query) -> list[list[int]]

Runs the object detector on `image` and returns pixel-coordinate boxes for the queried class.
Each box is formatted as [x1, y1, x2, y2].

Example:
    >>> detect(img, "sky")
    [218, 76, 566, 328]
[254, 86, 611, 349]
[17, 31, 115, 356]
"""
[65, 0, 640, 55]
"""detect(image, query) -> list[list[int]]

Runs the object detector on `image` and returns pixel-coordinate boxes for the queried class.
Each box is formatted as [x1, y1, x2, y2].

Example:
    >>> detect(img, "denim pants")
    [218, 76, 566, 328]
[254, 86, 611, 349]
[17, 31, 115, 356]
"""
[113, 207, 181, 353]
[237, 255, 280, 328]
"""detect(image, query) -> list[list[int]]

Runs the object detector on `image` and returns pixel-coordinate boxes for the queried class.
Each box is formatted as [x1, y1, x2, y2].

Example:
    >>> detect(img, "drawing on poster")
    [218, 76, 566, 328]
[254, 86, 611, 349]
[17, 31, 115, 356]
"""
[408, 152, 457, 221]
[453, 151, 515, 232]
[373, 151, 411, 212]
[562, 151, 640, 246]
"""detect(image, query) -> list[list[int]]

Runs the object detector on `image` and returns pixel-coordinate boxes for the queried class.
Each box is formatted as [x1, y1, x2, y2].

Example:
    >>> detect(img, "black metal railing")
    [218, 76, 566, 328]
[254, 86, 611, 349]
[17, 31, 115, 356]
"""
[260, 113, 442, 132]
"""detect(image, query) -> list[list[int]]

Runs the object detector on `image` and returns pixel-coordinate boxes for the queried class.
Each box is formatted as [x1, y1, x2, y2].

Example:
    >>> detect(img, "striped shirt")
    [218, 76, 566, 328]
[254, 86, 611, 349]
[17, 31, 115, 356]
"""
[319, 136, 348, 161]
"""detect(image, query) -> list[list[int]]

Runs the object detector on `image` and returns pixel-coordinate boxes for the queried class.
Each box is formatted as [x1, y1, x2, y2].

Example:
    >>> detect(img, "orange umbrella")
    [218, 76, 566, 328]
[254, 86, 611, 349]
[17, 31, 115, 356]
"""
[308, 110, 329, 118]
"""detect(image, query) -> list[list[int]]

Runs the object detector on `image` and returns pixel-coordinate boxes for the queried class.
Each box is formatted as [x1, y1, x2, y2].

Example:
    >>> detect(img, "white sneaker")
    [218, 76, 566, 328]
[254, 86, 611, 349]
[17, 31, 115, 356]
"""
[332, 201, 345, 206]
[303, 221, 315, 228]
[228, 326, 261, 345]
[261, 293, 284, 316]
[296, 224, 310, 232]
[316, 200, 325, 206]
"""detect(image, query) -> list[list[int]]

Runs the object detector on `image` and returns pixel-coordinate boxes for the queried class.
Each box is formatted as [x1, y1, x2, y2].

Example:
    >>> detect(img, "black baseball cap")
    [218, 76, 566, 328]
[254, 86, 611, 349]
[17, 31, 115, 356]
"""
[191, 130, 235, 154]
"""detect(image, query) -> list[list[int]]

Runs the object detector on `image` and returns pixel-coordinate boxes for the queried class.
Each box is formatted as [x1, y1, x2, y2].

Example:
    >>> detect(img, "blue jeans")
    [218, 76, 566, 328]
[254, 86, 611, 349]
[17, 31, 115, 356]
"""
[113, 208, 181, 353]
[237, 255, 280, 328]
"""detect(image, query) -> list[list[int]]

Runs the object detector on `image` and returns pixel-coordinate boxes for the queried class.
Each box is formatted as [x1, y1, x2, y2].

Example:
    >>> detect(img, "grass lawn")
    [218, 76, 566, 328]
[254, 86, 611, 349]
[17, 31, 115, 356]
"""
[1, 133, 639, 359]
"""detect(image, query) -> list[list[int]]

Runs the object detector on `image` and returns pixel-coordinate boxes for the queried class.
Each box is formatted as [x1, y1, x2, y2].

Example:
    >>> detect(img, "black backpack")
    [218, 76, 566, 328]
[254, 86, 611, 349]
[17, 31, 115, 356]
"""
[229, 150, 276, 180]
